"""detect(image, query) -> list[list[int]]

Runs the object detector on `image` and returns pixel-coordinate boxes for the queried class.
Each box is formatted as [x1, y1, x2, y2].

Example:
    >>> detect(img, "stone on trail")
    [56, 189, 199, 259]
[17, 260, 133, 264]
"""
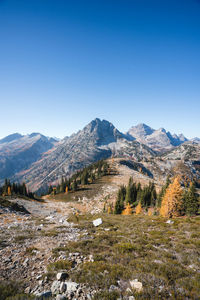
[166, 219, 174, 224]
[92, 218, 102, 227]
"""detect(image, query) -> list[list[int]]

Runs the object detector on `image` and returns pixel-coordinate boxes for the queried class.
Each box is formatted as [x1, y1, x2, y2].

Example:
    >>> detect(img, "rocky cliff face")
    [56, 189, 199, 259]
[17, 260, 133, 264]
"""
[12, 119, 155, 193]
[127, 123, 188, 151]
[0, 133, 57, 182]
[0, 119, 198, 193]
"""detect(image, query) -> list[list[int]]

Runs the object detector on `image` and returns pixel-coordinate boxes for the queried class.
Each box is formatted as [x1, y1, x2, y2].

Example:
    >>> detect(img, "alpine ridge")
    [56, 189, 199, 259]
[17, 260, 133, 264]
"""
[0, 118, 199, 193]
[127, 123, 188, 151]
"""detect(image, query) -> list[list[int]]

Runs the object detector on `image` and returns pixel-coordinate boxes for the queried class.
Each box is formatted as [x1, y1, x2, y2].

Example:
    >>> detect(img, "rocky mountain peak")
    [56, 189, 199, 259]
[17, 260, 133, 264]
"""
[128, 123, 155, 139]
[82, 118, 124, 145]
[0, 133, 23, 144]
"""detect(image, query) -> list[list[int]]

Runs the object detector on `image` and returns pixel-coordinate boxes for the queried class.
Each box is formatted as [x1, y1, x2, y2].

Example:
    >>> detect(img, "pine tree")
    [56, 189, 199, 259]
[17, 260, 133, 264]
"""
[114, 185, 126, 214]
[157, 176, 171, 207]
[81, 170, 89, 185]
[125, 184, 132, 204]
[184, 182, 199, 216]
[160, 177, 183, 218]
[71, 179, 78, 191]
[48, 185, 53, 194]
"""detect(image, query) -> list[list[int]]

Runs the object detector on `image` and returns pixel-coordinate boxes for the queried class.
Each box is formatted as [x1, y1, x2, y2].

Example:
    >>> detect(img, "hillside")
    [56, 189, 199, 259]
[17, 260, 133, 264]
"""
[0, 133, 58, 184]
[13, 119, 155, 193]
[0, 158, 199, 299]
[0, 119, 198, 194]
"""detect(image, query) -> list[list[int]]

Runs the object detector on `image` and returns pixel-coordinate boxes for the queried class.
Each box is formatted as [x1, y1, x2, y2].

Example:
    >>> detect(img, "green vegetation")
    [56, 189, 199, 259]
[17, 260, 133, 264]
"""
[183, 181, 199, 216]
[51, 214, 200, 299]
[0, 197, 30, 214]
[114, 177, 157, 214]
[0, 281, 34, 300]
[0, 179, 35, 199]
[114, 176, 199, 217]
[48, 160, 109, 195]
[1, 184, 198, 298]
[47, 259, 73, 272]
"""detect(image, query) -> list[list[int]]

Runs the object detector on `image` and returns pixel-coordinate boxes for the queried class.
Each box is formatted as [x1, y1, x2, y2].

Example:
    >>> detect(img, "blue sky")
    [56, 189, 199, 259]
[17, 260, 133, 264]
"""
[0, 0, 199, 139]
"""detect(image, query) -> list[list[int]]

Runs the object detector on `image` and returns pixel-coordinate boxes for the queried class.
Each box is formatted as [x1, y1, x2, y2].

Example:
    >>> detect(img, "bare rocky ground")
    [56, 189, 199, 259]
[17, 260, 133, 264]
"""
[0, 159, 144, 299]
[0, 198, 89, 299]
[1, 158, 199, 299]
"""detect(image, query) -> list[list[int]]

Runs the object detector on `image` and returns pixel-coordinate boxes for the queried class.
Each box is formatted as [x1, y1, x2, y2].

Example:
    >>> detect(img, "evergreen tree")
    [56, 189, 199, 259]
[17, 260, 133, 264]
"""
[71, 179, 78, 191]
[114, 185, 126, 214]
[184, 182, 199, 216]
[157, 176, 171, 207]
[48, 185, 53, 194]
[81, 170, 89, 185]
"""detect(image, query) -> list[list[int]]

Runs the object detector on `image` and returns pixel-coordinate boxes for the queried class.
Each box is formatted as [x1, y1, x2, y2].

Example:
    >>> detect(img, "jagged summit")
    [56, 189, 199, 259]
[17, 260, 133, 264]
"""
[127, 123, 188, 151]
[128, 123, 155, 139]
[83, 118, 125, 145]
[0, 119, 197, 193]
[10, 119, 154, 193]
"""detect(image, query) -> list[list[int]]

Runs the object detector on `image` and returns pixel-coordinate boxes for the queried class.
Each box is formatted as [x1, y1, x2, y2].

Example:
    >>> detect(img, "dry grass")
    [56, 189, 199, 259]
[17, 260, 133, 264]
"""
[52, 214, 200, 299]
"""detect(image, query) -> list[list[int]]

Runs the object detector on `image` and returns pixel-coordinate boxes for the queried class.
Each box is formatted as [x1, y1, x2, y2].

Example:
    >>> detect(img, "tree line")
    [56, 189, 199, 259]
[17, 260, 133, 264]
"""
[114, 176, 199, 217]
[48, 160, 109, 195]
[0, 178, 35, 199]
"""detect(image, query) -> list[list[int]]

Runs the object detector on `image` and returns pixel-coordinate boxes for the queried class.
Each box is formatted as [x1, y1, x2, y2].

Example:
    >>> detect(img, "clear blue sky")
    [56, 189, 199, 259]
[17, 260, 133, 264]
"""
[0, 0, 199, 139]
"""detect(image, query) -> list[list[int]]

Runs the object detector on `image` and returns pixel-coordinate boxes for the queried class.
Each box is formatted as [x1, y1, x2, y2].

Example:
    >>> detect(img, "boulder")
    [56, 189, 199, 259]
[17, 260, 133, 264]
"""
[92, 218, 102, 227]
[51, 280, 60, 294]
[56, 294, 67, 300]
[109, 285, 119, 292]
[60, 282, 67, 293]
[166, 220, 174, 224]
[66, 281, 79, 293]
[56, 272, 68, 281]
[35, 290, 52, 299]
[129, 279, 143, 292]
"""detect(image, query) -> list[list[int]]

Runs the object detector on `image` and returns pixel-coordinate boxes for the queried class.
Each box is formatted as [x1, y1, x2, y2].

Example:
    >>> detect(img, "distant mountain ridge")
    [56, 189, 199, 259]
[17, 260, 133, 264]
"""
[13, 118, 155, 193]
[0, 133, 58, 181]
[0, 119, 198, 193]
[127, 123, 188, 151]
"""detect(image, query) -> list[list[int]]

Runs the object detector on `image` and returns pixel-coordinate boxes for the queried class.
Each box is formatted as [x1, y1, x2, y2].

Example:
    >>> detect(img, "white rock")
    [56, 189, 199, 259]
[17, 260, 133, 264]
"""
[166, 220, 174, 224]
[60, 282, 67, 293]
[92, 218, 102, 227]
[66, 281, 79, 293]
[56, 295, 67, 300]
[35, 290, 52, 299]
[45, 215, 54, 220]
[51, 280, 60, 294]
[129, 279, 143, 292]
[56, 272, 68, 281]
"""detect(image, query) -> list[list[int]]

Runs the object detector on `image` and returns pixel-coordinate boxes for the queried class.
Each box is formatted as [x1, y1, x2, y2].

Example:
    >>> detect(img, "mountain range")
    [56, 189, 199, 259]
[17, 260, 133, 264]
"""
[127, 123, 188, 151]
[0, 119, 199, 193]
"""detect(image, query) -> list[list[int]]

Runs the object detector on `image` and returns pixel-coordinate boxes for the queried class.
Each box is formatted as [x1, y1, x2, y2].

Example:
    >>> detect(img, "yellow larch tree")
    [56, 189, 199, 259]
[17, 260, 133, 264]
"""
[135, 202, 142, 215]
[148, 207, 154, 216]
[7, 186, 11, 196]
[122, 203, 132, 215]
[160, 176, 183, 218]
